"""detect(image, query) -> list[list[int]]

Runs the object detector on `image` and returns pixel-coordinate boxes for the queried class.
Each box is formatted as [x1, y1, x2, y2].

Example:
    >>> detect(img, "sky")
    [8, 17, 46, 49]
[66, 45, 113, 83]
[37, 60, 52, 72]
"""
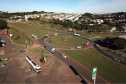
[0, 0, 126, 13]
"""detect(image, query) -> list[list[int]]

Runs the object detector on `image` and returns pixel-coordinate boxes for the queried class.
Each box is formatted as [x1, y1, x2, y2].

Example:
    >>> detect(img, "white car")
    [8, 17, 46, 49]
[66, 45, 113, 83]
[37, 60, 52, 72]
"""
[70, 47, 74, 49]
[74, 33, 80, 36]
[76, 46, 81, 48]
[45, 35, 50, 37]
[54, 33, 57, 35]
[62, 54, 67, 58]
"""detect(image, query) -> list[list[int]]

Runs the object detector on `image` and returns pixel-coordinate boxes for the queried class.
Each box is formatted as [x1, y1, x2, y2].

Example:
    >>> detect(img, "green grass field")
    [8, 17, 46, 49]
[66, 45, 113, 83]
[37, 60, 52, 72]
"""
[102, 49, 126, 63]
[17, 21, 68, 32]
[29, 48, 49, 54]
[9, 27, 34, 45]
[46, 35, 88, 47]
[82, 33, 126, 39]
[14, 23, 62, 38]
[61, 48, 126, 83]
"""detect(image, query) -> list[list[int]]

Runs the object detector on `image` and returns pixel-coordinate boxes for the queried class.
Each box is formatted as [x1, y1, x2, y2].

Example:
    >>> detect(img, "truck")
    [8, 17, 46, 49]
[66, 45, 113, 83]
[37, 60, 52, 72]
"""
[45, 44, 55, 53]
[83, 43, 88, 47]
[26, 56, 41, 73]
[3, 30, 7, 35]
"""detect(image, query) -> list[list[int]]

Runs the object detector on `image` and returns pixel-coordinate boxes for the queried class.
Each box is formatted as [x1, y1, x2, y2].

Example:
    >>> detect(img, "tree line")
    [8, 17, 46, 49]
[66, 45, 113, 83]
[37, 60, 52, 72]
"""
[0, 20, 7, 30]
[103, 37, 126, 50]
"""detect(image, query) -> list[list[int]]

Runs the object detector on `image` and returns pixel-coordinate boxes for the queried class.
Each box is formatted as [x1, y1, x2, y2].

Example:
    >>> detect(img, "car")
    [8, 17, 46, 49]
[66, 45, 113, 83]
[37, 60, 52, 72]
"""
[118, 54, 125, 57]
[54, 33, 57, 35]
[76, 46, 81, 49]
[107, 49, 113, 52]
[74, 33, 80, 36]
[70, 47, 74, 49]
[113, 58, 120, 62]
[62, 54, 67, 58]
[19, 50, 25, 53]
[113, 52, 118, 54]
[95, 44, 98, 46]
[0, 42, 5, 47]
[0, 36, 5, 43]
[45, 35, 50, 38]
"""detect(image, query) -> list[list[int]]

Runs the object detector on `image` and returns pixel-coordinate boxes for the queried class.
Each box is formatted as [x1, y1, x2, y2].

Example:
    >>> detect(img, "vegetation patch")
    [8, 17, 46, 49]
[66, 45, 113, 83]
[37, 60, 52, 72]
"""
[61, 48, 126, 83]
[29, 48, 49, 54]
[14, 23, 62, 38]
[46, 35, 87, 47]
[102, 49, 126, 63]
[9, 27, 34, 45]
[103, 37, 126, 49]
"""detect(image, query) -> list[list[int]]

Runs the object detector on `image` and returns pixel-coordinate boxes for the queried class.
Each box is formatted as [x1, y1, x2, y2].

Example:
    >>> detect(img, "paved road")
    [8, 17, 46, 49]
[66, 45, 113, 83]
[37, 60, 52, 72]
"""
[38, 37, 109, 83]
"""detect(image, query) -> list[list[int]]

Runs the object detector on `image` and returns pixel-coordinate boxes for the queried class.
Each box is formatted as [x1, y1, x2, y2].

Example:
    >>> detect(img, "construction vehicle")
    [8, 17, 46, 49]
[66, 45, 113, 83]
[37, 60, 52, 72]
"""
[2, 30, 7, 35]
[26, 56, 41, 73]
[83, 43, 88, 47]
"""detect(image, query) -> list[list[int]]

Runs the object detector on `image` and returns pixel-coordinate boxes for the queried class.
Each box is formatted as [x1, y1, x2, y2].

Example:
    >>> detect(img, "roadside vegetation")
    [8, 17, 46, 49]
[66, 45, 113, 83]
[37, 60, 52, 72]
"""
[103, 37, 126, 50]
[29, 48, 49, 54]
[14, 23, 62, 38]
[61, 48, 126, 83]
[82, 33, 126, 39]
[102, 49, 126, 63]
[46, 35, 87, 47]
[0, 20, 7, 30]
[9, 27, 34, 45]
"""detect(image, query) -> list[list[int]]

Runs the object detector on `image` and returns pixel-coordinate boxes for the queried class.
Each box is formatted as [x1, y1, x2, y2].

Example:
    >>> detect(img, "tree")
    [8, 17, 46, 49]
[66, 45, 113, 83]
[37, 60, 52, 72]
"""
[0, 20, 7, 30]
[111, 38, 126, 49]
[103, 37, 126, 50]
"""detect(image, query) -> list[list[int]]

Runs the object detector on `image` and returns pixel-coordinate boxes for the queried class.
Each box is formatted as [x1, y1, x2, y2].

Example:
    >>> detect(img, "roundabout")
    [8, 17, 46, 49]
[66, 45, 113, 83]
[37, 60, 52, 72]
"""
[43, 34, 93, 50]
[45, 35, 88, 47]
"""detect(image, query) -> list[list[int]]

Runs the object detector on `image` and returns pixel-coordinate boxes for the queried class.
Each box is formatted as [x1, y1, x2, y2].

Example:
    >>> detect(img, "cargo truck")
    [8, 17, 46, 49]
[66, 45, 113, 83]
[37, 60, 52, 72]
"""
[45, 44, 55, 53]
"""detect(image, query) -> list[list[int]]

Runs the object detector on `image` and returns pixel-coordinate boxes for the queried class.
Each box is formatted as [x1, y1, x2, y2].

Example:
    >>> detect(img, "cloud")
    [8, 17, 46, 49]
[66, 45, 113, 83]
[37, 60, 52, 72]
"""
[77, 0, 126, 13]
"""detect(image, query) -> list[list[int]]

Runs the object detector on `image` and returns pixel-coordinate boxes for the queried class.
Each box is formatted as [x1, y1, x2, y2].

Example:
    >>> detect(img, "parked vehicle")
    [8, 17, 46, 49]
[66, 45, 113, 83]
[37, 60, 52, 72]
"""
[74, 33, 80, 36]
[107, 49, 113, 52]
[95, 44, 98, 46]
[45, 35, 50, 38]
[26, 56, 41, 73]
[0, 36, 5, 43]
[62, 54, 67, 58]
[0, 42, 5, 47]
[45, 44, 55, 53]
[76, 46, 81, 49]
[113, 58, 120, 62]
[83, 43, 88, 47]
[2, 30, 7, 35]
[70, 47, 74, 49]
[118, 54, 125, 58]
[19, 50, 25, 53]
[0, 36, 5, 47]
[54, 33, 57, 35]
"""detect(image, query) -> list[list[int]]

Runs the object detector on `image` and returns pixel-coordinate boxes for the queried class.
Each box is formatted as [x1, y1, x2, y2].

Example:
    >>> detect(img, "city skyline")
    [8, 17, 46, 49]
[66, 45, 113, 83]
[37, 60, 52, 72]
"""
[0, 0, 126, 13]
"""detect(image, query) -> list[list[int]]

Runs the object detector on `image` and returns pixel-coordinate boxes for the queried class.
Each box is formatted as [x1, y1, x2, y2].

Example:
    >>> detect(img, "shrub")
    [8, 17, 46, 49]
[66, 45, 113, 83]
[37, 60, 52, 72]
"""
[40, 57, 45, 63]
